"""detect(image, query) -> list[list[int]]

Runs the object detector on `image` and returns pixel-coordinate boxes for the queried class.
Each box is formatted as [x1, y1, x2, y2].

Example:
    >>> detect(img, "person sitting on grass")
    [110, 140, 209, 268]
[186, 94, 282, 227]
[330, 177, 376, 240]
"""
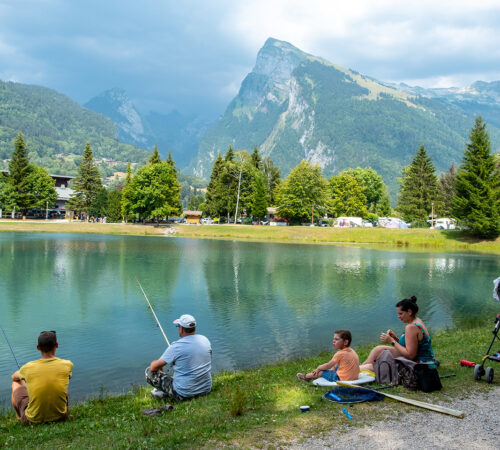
[11, 331, 73, 425]
[145, 314, 212, 401]
[297, 329, 360, 382]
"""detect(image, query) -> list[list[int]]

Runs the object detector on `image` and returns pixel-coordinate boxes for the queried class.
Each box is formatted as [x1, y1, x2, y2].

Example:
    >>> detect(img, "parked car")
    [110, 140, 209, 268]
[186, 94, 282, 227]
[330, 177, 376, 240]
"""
[201, 218, 214, 224]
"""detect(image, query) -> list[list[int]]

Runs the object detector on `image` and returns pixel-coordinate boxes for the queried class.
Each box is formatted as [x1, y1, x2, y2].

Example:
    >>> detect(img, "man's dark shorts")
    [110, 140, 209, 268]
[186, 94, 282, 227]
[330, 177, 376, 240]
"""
[12, 385, 30, 425]
[145, 367, 185, 402]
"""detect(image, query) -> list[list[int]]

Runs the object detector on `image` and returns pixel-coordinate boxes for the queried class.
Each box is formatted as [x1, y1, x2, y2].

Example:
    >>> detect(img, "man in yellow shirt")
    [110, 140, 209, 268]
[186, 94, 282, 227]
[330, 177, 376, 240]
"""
[11, 331, 73, 424]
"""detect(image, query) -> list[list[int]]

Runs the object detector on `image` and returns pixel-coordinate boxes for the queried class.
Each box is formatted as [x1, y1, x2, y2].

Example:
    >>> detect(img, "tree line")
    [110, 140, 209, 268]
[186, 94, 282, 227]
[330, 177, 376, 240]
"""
[1, 116, 498, 238]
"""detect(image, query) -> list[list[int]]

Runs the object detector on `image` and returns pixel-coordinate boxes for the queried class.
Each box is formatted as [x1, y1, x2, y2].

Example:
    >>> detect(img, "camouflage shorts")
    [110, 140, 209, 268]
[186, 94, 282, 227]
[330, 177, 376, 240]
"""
[145, 367, 185, 402]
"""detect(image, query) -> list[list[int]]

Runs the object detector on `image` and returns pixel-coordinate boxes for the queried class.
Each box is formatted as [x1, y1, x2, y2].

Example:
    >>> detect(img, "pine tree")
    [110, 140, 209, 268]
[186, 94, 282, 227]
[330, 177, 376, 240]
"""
[166, 151, 175, 169]
[149, 144, 161, 164]
[438, 164, 456, 217]
[250, 146, 262, 170]
[8, 132, 33, 212]
[225, 145, 234, 162]
[251, 172, 268, 219]
[121, 163, 133, 221]
[67, 142, 102, 217]
[204, 154, 227, 219]
[396, 144, 441, 225]
[453, 117, 500, 238]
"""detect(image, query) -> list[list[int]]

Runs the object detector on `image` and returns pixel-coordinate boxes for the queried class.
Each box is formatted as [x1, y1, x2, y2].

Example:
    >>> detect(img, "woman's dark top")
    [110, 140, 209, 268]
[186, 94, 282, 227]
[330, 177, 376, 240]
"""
[398, 323, 435, 362]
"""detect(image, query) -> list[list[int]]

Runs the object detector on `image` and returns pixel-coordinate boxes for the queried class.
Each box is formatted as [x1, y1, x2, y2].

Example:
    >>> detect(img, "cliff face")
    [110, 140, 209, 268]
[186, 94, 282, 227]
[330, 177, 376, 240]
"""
[191, 38, 500, 194]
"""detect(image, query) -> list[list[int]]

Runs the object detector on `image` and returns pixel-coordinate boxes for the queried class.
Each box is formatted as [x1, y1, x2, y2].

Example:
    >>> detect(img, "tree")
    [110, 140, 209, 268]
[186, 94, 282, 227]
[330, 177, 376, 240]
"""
[250, 146, 262, 170]
[340, 167, 385, 212]
[104, 189, 122, 222]
[127, 161, 181, 221]
[251, 172, 268, 219]
[204, 154, 227, 219]
[149, 144, 161, 164]
[453, 117, 500, 238]
[377, 190, 392, 216]
[87, 187, 108, 218]
[262, 156, 281, 205]
[187, 193, 205, 211]
[121, 163, 134, 221]
[396, 144, 441, 224]
[8, 132, 33, 212]
[438, 164, 456, 217]
[329, 173, 368, 218]
[24, 166, 57, 211]
[276, 160, 329, 223]
[67, 142, 102, 217]
[0, 173, 16, 213]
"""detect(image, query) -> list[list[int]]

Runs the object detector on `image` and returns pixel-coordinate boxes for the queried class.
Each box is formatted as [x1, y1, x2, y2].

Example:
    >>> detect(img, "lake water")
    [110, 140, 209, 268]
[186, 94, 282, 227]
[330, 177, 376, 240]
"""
[1, 232, 498, 404]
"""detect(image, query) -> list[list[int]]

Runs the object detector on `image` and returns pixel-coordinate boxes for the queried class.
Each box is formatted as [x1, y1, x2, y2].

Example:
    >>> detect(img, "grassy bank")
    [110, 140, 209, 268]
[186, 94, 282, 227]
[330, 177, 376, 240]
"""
[1, 320, 498, 449]
[1, 220, 500, 254]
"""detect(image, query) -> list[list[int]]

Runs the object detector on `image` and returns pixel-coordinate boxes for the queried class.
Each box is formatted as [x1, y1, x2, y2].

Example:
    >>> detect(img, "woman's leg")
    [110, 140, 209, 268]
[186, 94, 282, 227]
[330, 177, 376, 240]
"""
[360, 345, 401, 371]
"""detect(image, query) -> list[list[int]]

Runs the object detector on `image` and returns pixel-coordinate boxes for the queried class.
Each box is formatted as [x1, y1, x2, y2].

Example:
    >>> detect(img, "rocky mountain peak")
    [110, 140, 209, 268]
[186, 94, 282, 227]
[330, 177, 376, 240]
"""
[253, 38, 310, 84]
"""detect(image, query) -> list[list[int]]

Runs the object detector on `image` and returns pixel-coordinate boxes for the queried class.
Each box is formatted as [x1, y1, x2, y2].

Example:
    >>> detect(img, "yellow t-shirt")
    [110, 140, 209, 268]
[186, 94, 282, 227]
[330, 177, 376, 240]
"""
[19, 357, 73, 424]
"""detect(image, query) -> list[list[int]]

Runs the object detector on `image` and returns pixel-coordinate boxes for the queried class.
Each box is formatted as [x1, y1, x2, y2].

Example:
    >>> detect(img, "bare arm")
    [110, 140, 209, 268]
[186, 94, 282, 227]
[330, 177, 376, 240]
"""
[311, 356, 337, 377]
[149, 359, 167, 372]
[381, 324, 419, 360]
[11, 370, 21, 381]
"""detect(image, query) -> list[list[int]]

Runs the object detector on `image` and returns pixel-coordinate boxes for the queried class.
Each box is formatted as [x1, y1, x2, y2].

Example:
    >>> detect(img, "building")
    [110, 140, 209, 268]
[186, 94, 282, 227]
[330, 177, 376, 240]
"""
[182, 210, 202, 224]
[1, 170, 74, 213]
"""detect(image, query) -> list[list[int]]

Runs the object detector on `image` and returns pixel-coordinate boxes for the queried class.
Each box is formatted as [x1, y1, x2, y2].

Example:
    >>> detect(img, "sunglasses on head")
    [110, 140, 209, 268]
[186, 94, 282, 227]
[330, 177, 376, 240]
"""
[41, 330, 57, 334]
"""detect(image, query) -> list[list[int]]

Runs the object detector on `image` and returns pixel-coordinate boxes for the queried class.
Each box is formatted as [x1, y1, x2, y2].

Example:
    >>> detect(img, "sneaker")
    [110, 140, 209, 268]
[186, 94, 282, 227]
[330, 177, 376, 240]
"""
[150, 388, 167, 400]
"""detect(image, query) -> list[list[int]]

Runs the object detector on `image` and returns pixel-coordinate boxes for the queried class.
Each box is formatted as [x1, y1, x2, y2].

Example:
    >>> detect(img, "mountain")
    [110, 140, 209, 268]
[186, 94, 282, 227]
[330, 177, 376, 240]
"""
[85, 89, 209, 169]
[0, 80, 149, 174]
[385, 81, 500, 129]
[191, 38, 500, 194]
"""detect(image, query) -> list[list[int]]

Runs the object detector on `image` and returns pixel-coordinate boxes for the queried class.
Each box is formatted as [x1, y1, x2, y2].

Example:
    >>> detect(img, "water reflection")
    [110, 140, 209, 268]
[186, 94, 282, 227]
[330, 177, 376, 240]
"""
[0, 233, 498, 404]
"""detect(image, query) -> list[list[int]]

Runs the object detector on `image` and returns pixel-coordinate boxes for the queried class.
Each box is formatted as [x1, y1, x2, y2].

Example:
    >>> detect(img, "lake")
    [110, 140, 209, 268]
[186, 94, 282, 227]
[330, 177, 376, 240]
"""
[1, 232, 498, 404]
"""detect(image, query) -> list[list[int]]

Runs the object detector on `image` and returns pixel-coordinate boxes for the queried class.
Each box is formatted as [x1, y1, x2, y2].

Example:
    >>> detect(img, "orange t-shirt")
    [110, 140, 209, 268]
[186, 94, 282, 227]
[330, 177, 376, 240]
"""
[332, 347, 360, 381]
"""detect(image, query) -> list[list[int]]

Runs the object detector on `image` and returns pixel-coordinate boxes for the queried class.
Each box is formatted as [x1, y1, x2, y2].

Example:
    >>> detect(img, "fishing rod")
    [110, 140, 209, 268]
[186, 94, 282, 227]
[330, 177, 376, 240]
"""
[0, 322, 20, 369]
[136, 278, 170, 347]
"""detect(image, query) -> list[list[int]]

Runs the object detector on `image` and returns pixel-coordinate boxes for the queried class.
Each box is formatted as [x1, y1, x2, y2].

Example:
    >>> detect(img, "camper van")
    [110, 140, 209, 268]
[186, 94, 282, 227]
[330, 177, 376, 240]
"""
[433, 218, 456, 230]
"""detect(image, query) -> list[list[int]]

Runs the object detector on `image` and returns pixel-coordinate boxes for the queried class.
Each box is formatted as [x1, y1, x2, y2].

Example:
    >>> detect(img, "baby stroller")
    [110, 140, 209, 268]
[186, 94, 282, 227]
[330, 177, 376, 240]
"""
[474, 276, 500, 383]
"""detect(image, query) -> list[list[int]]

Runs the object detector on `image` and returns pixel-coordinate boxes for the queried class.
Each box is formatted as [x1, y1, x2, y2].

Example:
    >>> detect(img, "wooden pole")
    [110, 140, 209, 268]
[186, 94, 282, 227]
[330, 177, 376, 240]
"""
[336, 382, 464, 418]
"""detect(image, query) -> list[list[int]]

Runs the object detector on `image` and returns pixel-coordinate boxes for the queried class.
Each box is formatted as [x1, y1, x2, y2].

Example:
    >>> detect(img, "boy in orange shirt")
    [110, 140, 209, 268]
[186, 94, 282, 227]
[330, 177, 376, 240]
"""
[297, 329, 359, 382]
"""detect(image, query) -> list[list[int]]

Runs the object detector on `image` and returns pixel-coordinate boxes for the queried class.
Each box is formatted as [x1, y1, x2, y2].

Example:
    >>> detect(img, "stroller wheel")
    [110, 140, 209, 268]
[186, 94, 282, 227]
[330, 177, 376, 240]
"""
[474, 364, 484, 381]
[485, 367, 494, 383]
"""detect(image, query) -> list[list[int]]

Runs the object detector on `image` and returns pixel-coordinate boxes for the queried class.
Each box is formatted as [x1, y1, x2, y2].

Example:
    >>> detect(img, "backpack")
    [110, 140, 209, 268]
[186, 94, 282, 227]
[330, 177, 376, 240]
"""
[373, 350, 399, 384]
[396, 357, 419, 390]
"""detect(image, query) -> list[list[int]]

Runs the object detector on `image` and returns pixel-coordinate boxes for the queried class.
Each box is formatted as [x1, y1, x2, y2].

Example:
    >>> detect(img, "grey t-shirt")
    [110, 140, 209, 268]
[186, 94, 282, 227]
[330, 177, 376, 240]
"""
[160, 334, 212, 398]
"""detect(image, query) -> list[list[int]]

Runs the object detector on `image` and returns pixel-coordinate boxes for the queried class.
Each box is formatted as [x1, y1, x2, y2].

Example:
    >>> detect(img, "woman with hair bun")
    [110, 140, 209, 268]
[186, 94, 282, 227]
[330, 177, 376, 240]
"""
[360, 296, 435, 371]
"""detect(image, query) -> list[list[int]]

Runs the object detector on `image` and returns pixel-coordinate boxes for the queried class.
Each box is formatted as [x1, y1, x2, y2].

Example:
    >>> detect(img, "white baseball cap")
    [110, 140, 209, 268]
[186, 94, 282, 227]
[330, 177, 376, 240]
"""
[173, 314, 196, 328]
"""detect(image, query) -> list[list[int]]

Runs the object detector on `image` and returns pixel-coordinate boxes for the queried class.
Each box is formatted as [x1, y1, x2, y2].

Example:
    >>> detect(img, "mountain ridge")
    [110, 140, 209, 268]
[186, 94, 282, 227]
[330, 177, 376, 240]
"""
[191, 38, 500, 194]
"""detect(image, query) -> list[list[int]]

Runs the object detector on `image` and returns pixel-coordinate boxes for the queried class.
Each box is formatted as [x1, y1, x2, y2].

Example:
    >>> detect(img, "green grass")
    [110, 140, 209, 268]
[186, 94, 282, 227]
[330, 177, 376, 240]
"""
[2, 221, 499, 254]
[1, 319, 498, 448]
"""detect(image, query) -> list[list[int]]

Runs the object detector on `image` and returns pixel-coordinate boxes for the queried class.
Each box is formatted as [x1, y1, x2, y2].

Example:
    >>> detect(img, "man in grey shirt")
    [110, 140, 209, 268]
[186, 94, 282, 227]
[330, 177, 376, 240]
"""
[145, 314, 212, 401]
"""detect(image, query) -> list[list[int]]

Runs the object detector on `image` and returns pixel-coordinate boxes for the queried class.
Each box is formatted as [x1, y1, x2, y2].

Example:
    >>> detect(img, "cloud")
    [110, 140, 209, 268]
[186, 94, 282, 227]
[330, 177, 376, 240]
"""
[0, 0, 499, 115]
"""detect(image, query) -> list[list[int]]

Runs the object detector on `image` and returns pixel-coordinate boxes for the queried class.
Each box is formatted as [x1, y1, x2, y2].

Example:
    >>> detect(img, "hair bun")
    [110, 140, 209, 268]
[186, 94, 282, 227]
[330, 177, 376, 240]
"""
[410, 296, 417, 303]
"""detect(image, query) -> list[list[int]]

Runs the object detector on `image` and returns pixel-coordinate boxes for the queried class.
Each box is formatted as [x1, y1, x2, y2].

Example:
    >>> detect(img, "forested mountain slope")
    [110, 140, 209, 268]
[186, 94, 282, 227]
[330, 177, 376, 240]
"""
[0, 81, 149, 174]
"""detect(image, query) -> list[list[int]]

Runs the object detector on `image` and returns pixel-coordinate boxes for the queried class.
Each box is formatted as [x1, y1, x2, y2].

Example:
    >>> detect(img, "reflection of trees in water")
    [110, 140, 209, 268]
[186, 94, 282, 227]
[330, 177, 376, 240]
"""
[395, 254, 500, 327]
[203, 241, 276, 324]
[1, 238, 56, 320]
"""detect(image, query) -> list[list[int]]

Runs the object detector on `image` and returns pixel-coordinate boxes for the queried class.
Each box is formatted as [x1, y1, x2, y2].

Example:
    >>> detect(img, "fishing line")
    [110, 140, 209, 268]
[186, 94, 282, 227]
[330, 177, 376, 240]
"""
[136, 278, 170, 346]
[0, 322, 21, 369]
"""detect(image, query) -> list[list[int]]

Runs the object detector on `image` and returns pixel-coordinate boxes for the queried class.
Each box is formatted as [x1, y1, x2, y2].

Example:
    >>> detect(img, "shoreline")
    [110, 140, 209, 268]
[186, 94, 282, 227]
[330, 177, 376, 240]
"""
[1, 220, 500, 255]
[0, 321, 498, 448]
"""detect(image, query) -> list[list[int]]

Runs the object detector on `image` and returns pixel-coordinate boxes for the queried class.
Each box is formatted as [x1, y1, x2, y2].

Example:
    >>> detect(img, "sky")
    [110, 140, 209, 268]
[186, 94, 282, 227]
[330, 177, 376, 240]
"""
[1, 0, 499, 118]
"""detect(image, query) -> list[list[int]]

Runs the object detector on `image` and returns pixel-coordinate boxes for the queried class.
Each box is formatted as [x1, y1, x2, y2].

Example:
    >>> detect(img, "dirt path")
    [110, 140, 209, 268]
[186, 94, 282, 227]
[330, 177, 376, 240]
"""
[289, 387, 499, 449]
